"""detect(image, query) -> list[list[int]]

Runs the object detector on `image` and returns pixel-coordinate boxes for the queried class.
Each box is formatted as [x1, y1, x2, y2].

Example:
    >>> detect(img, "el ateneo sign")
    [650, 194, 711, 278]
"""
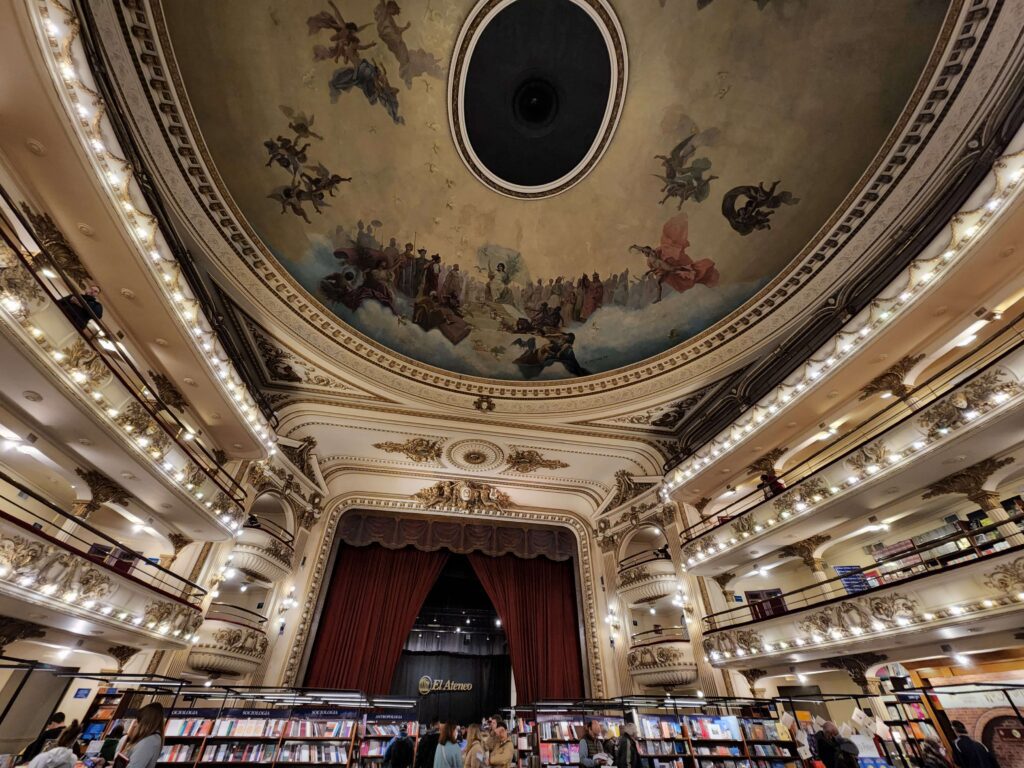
[418, 675, 474, 695]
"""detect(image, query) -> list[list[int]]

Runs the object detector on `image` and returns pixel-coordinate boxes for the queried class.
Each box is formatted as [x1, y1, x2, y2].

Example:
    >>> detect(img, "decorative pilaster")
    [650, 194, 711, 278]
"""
[923, 457, 1023, 545]
[820, 652, 887, 694]
[710, 571, 737, 604]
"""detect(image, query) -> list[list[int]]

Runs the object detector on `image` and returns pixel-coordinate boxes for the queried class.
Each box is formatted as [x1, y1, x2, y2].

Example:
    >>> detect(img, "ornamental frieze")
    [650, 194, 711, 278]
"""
[984, 557, 1024, 594]
[702, 628, 765, 657]
[206, 627, 270, 659]
[617, 565, 651, 589]
[627, 643, 686, 670]
[797, 593, 921, 637]
[414, 479, 511, 513]
[1, 534, 114, 603]
[918, 368, 1020, 439]
[142, 600, 203, 636]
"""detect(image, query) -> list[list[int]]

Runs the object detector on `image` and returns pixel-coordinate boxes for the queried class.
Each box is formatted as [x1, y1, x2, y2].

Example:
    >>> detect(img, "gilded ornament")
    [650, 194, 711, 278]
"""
[858, 354, 925, 401]
[414, 479, 511, 513]
[19, 205, 92, 286]
[74, 468, 131, 516]
[147, 370, 188, 412]
[820, 652, 887, 694]
[922, 456, 1015, 504]
[747, 448, 787, 476]
[0, 615, 46, 653]
[373, 437, 444, 463]
[504, 449, 569, 474]
[983, 556, 1024, 593]
[107, 644, 140, 672]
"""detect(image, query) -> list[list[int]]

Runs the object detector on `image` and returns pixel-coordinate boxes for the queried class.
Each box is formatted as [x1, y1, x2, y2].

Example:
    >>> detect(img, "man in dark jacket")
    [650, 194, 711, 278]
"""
[951, 721, 1000, 768]
[813, 722, 840, 768]
[385, 727, 415, 768]
[57, 286, 103, 335]
[20, 712, 65, 763]
[415, 718, 441, 768]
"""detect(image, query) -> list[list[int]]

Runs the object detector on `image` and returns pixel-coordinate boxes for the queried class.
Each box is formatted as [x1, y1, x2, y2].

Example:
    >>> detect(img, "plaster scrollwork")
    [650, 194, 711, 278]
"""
[0, 615, 46, 653]
[845, 441, 890, 474]
[618, 565, 650, 589]
[797, 592, 921, 637]
[147, 370, 188, 412]
[858, 354, 925, 401]
[281, 436, 319, 483]
[62, 339, 112, 387]
[112, 403, 171, 460]
[918, 368, 1021, 439]
[983, 557, 1024, 594]
[5, 537, 114, 603]
[263, 537, 294, 568]
[142, 600, 203, 636]
[414, 479, 511, 513]
[0, 241, 45, 312]
[627, 643, 685, 670]
[731, 516, 756, 538]
[373, 437, 444, 463]
[505, 449, 570, 474]
[702, 628, 765, 658]
[747, 448, 787, 476]
[74, 468, 132, 517]
[207, 627, 270, 659]
[18, 205, 92, 286]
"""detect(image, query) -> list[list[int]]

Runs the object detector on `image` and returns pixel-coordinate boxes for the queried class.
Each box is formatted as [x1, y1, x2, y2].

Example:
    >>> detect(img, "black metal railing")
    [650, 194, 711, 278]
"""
[244, 515, 294, 547]
[630, 626, 690, 647]
[206, 602, 269, 630]
[618, 548, 673, 572]
[703, 510, 1024, 632]
[0, 466, 206, 604]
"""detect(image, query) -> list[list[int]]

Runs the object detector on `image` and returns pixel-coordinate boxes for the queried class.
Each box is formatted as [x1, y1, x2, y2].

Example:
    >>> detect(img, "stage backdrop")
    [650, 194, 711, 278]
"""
[306, 538, 585, 702]
[390, 651, 512, 724]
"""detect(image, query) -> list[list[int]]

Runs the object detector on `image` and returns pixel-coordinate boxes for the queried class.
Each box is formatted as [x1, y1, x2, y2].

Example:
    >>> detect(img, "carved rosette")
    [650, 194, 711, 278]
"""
[627, 640, 698, 688]
[617, 558, 679, 606]
[188, 618, 269, 676]
[231, 528, 294, 583]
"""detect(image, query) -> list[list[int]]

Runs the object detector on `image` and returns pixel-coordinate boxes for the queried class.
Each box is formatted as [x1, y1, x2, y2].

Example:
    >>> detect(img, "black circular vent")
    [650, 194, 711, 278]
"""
[451, 0, 626, 198]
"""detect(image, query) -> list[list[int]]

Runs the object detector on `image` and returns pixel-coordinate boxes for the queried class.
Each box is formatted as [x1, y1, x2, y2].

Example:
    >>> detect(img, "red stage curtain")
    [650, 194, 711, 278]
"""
[468, 553, 585, 702]
[305, 543, 448, 693]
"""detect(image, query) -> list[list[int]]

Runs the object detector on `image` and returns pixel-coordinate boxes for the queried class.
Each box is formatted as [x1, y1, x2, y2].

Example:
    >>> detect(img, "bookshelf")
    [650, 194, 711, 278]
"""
[80, 686, 128, 742]
[155, 707, 362, 768]
[358, 715, 419, 763]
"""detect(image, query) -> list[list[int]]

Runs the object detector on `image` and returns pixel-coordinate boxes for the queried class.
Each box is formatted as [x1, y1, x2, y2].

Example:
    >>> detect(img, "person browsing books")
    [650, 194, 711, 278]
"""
[416, 718, 442, 768]
[20, 712, 66, 764]
[580, 720, 611, 768]
[114, 703, 165, 768]
[434, 724, 462, 768]
[614, 723, 640, 768]
[487, 721, 513, 768]
[25, 720, 81, 768]
[463, 724, 485, 768]
[814, 722, 841, 768]
[951, 721, 1000, 768]
[385, 726, 415, 768]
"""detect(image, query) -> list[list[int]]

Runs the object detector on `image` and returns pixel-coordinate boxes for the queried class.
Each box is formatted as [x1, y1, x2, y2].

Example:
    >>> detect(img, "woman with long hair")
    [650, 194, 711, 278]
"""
[434, 723, 462, 768]
[26, 720, 81, 768]
[118, 703, 165, 768]
[462, 724, 484, 768]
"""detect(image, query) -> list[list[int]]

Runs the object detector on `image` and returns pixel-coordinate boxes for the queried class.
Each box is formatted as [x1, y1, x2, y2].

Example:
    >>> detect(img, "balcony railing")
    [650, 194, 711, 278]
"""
[678, 313, 1024, 551]
[206, 602, 269, 630]
[190, 604, 270, 676]
[617, 557, 679, 606]
[703, 510, 1024, 633]
[627, 627, 697, 688]
[0, 466, 205, 604]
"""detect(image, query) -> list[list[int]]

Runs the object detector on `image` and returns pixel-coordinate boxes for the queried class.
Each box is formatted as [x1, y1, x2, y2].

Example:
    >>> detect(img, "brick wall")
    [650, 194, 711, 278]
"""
[943, 707, 1024, 768]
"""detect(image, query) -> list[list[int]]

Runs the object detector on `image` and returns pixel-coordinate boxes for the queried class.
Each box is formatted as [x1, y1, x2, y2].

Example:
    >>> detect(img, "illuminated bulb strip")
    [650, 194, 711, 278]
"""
[680, 368, 1023, 561]
[706, 595, 1012, 664]
[660, 148, 1024, 500]
[0, 556, 201, 637]
[28, 0, 276, 455]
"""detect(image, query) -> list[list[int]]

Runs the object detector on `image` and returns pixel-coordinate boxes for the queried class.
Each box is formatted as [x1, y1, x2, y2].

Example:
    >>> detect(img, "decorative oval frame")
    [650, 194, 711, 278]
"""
[448, 0, 628, 200]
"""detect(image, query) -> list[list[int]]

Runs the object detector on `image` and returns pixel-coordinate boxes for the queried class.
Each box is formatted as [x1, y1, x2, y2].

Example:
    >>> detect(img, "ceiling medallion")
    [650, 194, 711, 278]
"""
[449, 0, 627, 199]
[445, 439, 505, 472]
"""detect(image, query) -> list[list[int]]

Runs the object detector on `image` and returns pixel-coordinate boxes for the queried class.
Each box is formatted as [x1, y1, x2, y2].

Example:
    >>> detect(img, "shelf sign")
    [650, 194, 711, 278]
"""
[418, 675, 473, 695]
[74, 688, 91, 699]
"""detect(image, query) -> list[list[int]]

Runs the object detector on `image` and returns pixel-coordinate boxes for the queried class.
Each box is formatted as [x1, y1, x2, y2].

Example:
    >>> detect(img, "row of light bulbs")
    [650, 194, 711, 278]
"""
[660, 154, 1024, 502]
[0, 561, 201, 642]
[682, 383, 1019, 566]
[706, 592, 1023, 664]
[33, 4, 276, 457]
[6, 308, 246, 530]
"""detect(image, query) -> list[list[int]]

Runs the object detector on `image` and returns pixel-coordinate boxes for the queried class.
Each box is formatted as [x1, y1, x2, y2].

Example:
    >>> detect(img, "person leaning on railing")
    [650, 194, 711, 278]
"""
[56, 285, 103, 339]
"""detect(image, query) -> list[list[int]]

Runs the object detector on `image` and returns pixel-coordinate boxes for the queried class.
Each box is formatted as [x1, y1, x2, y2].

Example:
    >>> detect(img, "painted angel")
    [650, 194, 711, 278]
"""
[629, 213, 719, 303]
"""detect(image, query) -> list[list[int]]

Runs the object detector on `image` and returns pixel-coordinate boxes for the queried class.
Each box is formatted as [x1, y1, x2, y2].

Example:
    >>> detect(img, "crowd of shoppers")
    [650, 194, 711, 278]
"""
[20, 703, 165, 768]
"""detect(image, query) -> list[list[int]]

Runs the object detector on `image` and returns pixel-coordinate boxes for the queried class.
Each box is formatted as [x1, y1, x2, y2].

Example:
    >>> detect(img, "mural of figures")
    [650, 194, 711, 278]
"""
[160, 0, 950, 380]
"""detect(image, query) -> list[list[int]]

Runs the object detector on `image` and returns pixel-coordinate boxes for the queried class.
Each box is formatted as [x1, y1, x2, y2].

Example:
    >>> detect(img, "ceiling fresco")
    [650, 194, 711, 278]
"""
[159, 0, 949, 382]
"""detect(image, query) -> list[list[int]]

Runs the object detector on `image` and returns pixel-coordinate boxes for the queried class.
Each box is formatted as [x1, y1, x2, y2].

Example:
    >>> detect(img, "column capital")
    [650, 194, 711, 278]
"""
[778, 534, 831, 570]
[923, 456, 1015, 503]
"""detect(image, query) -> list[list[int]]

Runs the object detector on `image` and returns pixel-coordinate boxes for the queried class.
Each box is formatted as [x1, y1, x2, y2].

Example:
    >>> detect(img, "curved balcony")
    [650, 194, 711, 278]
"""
[0, 228, 247, 521]
[678, 321, 1024, 574]
[231, 519, 294, 583]
[627, 628, 698, 689]
[701, 515, 1024, 670]
[188, 603, 269, 677]
[0, 469, 204, 648]
[617, 553, 679, 606]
